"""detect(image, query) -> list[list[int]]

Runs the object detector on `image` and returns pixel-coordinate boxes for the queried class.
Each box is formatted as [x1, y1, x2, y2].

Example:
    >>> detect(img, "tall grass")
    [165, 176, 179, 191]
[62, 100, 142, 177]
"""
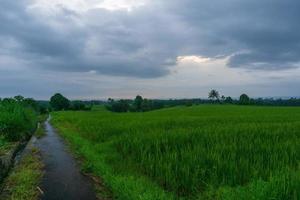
[0, 101, 37, 141]
[52, 105, 300, 199]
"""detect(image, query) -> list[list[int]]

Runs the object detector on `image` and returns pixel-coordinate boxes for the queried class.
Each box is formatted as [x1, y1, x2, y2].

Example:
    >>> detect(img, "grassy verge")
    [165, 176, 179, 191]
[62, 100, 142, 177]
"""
[35, 123, 46, 139]
[37, 114, 48, 123]
[0, 137, 14, 156]
[53, 119, 176, 200]
[35, 115, 48, 139]
[0, 114, 46, 200]
[0, 147, 44, 200]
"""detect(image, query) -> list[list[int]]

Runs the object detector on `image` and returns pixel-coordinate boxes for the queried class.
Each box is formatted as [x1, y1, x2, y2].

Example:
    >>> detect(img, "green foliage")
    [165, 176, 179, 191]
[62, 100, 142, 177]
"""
[70, 101, 92, 111]
[107, 96, 166, 113]
[140, 98, 153, 111]
[0, 148, 44, 200]
[239, 94, 250, 105]
[203, 171, 299, 200]
[0, 100, 37, 141]
[0, 136, 10, 154]
[50, 93, 70, 111]
[185, 100, 193, 107]
[208, 89, 220, 101]
[38, 104, 49, 114]
[35, 115, 48, 138]
[49, 94, 92, 111]
[52, 105, 300, 199]
[224, 96, 233, 104]
[71, 101, 86, 110]
[106, 99, 130, 113]
[134, 95, 143, 111]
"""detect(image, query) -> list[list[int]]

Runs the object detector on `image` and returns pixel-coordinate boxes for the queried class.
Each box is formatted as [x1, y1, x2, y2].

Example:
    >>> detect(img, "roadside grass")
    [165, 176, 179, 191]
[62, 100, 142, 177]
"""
[37, 114, 48, 123]
[0, 114, 46, 199]
[0, 99, 42, 199]
[35, 115, 48, 139]
[34, 123, 46, 139]
[0, 147, 44, 200]
[0, 101, 37, 142]
[51, 105, 300, 200]
[0, 136, 13, 155]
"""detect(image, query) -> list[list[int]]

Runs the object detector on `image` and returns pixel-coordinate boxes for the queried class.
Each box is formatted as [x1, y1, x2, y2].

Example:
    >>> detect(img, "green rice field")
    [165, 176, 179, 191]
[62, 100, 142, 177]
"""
[51, 105, 300, 200]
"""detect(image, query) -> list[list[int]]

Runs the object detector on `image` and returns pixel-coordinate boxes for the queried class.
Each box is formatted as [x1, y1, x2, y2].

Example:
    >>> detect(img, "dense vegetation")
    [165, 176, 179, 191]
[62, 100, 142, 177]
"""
[0, 97, 38, 142]
[50, 93, 92, 111]
[51, 105, 300, 200]
[106, 95, 165, 112]
[45, 91, 300, 114]
[0, 148, 43, 200]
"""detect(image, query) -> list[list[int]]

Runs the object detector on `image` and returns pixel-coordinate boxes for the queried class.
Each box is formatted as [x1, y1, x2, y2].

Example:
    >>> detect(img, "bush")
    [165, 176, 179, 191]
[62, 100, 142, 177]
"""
[107, 96, 166, 113]
[106, 100, 130, 112]
[70, 101, 92, 111]
[0, 100, 37, 141]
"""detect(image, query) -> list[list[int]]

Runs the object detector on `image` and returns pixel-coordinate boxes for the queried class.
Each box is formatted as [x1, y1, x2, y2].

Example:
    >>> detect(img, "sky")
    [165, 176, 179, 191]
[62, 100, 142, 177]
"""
[1, 0, 300, 100]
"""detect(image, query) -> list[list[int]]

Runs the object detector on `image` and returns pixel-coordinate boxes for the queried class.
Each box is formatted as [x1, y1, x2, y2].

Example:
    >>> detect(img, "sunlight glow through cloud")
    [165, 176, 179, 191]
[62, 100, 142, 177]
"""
[31, 0, 148, 12]
[177, 56, 211, 64]
[96, 0, 147, 11]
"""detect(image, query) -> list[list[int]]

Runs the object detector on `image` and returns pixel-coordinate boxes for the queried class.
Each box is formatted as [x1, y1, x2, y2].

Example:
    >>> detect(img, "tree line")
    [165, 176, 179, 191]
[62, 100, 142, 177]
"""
[208, 89, 300, 106]
[13, 92, 300, 114]
[105, 95, 165, 112]
[106, 90, 300, 112]
[208, 89, 251, 105]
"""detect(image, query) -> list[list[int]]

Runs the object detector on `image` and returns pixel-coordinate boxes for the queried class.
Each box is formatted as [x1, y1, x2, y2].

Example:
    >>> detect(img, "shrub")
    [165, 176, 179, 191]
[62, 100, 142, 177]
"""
[0, 100, 37, 141]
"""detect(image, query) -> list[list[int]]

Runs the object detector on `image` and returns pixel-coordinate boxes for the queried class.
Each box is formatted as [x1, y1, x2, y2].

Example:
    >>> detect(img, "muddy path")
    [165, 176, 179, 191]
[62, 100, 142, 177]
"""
[34, 116, 97, 200]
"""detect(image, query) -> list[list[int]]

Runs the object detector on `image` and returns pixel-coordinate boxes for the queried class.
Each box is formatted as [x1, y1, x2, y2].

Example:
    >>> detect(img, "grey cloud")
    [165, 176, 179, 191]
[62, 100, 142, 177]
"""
[0, 1, 181, 78]
[1, 0, 300, 80]
[161, 0, 300, 70]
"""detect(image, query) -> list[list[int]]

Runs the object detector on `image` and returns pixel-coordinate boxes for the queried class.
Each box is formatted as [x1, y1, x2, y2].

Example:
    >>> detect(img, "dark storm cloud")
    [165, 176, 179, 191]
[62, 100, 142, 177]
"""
[1, 0, 300, 80]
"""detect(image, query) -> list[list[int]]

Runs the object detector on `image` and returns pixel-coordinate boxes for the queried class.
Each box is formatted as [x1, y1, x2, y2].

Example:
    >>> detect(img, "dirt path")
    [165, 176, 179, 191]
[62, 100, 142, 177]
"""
[34, 117, 97, 200]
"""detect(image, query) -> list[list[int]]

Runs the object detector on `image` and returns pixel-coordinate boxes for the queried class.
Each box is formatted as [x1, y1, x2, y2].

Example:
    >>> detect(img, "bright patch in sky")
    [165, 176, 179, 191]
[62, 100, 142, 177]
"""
[177, 56, 211, 64]
[31, 0, 147, 12]
[97, 0, 147, 11]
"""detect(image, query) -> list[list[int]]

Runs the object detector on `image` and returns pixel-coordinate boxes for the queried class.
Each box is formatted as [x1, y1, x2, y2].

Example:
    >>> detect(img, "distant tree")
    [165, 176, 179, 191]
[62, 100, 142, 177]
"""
[134, 95, 143, 111]
[221, 95, 226, 101]
[112, 100, 130, 112]
[71, 101, 86, 111]
[141, 98, 153, 111]
[239, 94, 250, 105]
[2, 98, 17, 104]
[14, 95, 24, 102]
[152, 101, 164, 110]
[185, 100, 193, 107]
[39, 104, 49, 114]
[208, 90, 220, 102]
[50, 93, 70, 111]
[108, 98, 114, 103]
[224, 96, 233, 104]
[23, 98, 39, 111]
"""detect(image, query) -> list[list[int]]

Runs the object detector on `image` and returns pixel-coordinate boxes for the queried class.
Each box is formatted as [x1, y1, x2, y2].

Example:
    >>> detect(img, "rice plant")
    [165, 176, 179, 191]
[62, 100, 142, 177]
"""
[52, 105, 300, 199]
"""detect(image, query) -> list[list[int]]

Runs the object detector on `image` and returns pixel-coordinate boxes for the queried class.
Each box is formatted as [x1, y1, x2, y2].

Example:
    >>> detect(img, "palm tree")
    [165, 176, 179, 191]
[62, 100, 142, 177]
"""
[208, 89, 220, 102]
